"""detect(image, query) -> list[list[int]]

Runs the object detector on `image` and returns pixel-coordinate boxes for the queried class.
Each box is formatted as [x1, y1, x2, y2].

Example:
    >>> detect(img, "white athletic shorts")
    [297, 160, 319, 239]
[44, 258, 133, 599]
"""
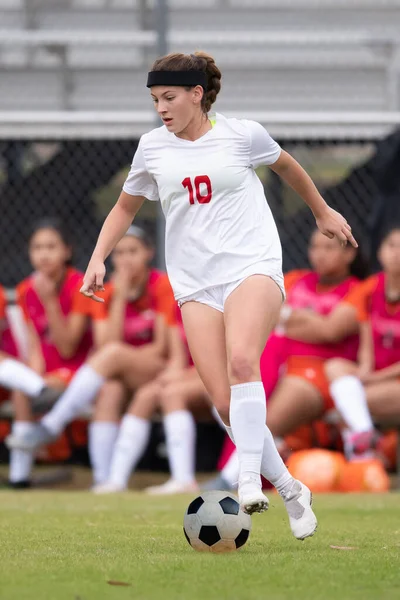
[178, 266, 285, 314]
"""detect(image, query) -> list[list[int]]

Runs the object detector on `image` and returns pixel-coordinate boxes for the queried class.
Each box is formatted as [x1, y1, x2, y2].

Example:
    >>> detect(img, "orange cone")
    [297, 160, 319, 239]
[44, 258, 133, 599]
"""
[287, 449, 346, 493]
[338, 459, 390, 492]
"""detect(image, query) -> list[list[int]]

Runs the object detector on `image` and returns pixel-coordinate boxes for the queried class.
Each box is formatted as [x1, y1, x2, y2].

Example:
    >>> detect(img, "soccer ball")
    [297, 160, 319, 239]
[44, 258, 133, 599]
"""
[183, 491, 252, 553]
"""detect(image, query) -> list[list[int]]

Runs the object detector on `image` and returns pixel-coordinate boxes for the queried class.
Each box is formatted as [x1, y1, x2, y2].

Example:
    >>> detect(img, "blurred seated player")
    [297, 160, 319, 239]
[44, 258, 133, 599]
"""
[203, 229, 369, 489]
[7, 226, 175, 488]
[93, 305, 207, 495]
[4, 218, 96, 488]
[0, 284, 64, 407]
[324, 225, 400, 460]
[264, 229, 369, 448]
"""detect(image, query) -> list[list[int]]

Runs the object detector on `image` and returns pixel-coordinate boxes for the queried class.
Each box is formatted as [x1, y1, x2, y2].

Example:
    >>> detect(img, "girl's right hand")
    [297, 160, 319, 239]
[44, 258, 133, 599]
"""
[80, 258, 106, 303]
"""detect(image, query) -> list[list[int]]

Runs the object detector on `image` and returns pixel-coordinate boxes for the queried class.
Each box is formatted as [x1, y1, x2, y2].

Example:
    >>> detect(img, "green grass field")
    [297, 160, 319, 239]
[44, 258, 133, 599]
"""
[0, 491, 399, 600]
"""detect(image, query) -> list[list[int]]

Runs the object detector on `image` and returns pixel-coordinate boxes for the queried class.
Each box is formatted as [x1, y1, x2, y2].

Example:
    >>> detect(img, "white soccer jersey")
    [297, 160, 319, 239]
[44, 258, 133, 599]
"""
[123, 113, 283, 300]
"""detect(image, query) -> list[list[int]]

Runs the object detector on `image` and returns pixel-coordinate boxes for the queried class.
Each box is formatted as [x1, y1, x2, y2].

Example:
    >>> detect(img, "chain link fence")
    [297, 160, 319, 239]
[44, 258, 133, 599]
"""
[1, 131, 400, 288]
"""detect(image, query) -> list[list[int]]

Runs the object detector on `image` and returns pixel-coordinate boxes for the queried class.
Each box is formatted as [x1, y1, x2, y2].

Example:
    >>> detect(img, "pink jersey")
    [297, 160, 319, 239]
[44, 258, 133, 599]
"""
[17, 268, 93, 373]
[260, 333, 288, 398]
[347, 272, 400, 371]
[285, 271, 359, 361]
[0, 285, 18, 358]
[93, 269, 176, 347]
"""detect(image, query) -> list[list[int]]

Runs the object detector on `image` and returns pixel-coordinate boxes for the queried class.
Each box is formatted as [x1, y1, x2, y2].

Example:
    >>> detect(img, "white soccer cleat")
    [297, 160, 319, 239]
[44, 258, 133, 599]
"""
[145, 479, 199, 496]
[238, 475, 269, 515]
[92, 482, 127, 495]
[281, 480, 317, 540]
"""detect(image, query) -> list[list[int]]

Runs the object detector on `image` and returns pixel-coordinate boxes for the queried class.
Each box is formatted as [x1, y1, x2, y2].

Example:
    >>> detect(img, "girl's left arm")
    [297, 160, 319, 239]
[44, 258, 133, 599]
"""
[270, 150, 358, 248]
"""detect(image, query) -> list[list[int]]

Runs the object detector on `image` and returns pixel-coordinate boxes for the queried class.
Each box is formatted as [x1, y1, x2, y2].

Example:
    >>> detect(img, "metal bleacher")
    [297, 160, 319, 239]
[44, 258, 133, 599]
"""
[0, 0, 400, 138]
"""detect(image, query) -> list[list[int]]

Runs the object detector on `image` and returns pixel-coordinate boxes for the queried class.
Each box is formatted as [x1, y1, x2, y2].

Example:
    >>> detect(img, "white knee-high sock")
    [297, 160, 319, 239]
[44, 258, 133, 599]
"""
[164, 410, 196, 484]
[41, 365, 105, 436]
[260, 425, 293, 492]
[0, 359, 45, 396]
[221, 449, 239, 488]
[330, 375, 374, 433]
[214, 406, 293, 495]
[89, 422, 119, 485]
[9, 422, 35, 483]
[212, 405, 228, 430]
[229, 382, 266, 484]
[108, 414, 151, 488]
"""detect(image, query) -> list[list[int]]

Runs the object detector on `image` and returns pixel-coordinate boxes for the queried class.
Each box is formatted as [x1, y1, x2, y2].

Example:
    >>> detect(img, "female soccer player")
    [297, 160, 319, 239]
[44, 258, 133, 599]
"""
[324, 225, 400, 458]
[22, 52, 355, 537]
[81, 51, 356, 538]
[6, 218, 95, 486]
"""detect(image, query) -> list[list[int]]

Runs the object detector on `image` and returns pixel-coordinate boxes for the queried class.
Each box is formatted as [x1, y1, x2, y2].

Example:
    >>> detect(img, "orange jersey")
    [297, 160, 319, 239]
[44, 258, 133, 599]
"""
[344, 272, 400, 370]
[92, 269, 176, 347]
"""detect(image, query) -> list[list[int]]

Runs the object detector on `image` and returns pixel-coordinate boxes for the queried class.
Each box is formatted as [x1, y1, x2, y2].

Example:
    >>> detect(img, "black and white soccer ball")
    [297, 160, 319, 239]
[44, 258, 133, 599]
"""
[183, 491, 252, 553]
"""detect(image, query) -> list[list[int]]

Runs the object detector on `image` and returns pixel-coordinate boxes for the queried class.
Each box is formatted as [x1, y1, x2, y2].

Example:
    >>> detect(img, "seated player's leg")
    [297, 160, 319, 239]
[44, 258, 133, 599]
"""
[145, 367, 205, 495]
[8, 390, 35, 488]
[7, 369, 70, 488]
[223, 275, 316, 534]
[89, 380, 126, 486]
[6, 342, 165, 451]
[325, 358, 376, 459]
[365, 379, 400, 423]
[268, 377, 325, 439]
[94, 380, 162, 494]
[201, 448, 239, 492]
[90, 342, 165, 390]
[0, 351, 59, 409]
[267, 357, 330, 457]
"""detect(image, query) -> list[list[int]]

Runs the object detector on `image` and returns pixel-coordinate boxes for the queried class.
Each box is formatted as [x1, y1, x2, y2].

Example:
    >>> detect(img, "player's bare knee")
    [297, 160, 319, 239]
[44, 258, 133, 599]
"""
[89, 341, 125, 375]
[228, 351, 258, 385]
[324, 358, 357, 382]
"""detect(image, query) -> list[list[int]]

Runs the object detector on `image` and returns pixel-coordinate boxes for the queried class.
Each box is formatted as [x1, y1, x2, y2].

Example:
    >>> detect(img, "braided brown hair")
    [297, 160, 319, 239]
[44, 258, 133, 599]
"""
[150, 51, 222, 113]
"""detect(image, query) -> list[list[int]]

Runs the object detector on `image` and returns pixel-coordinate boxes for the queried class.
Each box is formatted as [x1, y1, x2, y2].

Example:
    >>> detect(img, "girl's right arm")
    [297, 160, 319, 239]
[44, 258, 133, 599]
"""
[81, 192, 145, 302]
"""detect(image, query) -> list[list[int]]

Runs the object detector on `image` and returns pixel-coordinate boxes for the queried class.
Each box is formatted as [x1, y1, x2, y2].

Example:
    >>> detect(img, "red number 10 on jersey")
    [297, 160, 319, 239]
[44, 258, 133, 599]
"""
[182, 175, 212, 204]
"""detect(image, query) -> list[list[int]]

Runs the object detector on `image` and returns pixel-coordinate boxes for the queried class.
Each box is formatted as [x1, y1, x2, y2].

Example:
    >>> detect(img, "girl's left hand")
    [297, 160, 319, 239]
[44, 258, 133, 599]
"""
[33, 272, 57, 302]
[315, 206, 358, 248]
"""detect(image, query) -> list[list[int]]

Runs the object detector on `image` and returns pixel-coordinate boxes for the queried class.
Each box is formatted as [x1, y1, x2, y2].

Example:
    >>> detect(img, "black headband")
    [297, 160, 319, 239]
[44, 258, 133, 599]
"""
[146, 70, 207, 90]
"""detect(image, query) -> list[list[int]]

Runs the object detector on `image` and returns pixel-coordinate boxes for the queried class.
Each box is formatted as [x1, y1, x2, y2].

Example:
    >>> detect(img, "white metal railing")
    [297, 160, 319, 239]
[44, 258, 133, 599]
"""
[0, 28, 399, 136]
[0, 110, 399, 140]
[0, 28, 399, 46]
